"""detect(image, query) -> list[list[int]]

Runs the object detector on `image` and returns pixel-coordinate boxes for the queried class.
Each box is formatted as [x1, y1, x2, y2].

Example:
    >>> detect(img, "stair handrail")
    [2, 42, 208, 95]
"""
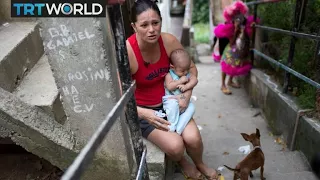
[247, 0, 320, 92]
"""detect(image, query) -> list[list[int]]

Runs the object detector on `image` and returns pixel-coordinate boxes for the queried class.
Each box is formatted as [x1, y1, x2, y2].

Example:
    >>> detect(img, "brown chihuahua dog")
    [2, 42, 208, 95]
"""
[224, 128, 265, 180]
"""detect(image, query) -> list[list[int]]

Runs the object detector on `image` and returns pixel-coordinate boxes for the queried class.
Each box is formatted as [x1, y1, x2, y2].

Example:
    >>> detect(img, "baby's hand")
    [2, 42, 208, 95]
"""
[179, 76, 189, 84]
[177, 84, 187, 92]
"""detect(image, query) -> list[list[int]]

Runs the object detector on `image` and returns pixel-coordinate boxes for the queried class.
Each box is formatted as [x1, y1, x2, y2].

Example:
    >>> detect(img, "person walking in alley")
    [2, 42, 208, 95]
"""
[126, 0, 223, 179]
[214, 1, 259, 95]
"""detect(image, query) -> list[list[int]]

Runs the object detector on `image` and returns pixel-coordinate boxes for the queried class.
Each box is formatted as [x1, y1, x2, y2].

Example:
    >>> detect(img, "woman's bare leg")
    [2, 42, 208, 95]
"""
[221, 71, 227, 88]
[147, 129, 184, 161]
[227, 76, 240, 88]
[147, 129, 202, 178]
[221, 72, 231, 94]
[181, 119, 219, 178]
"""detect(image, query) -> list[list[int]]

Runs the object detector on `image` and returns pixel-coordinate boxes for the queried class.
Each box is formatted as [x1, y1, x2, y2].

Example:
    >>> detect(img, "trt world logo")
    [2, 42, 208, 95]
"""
[11, 0, 107, 17]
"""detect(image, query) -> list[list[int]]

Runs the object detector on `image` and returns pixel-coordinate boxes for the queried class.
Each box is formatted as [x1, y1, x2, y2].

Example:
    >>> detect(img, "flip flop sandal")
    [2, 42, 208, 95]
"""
[219, 175, 225, 180]
[221, 87, 232, 95]
[202, 169, 225, 180]
[228, 82, 241, 88]
[181, 171, 206, 180]
[178, 165, 205, 180]
[205, 174, 225, 180]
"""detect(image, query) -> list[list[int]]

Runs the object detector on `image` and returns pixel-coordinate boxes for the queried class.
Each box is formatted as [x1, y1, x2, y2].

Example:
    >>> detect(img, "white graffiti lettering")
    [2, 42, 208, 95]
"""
[47, 24, 95, 50]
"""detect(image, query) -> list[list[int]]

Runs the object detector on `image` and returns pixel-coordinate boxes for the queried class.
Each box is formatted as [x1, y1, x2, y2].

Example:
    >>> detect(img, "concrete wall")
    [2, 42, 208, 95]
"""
[295, 116, 320, 162]
[0, 2, 168, 178]
[0, 22, 44, 92]
[38, 14, 135, 179]
[244, 68, 320, 163]
[244, 69, 299, 139]
[0, 0, 11, 23]
[0, 0, 36, 23]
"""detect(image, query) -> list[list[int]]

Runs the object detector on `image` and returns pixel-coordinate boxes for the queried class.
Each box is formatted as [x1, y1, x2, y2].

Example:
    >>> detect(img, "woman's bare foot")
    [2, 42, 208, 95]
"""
[227, 81, 241, 88]
[179, 158, 203, 179]
[196, 163, 220, 180]
[221, 86, 232, 95]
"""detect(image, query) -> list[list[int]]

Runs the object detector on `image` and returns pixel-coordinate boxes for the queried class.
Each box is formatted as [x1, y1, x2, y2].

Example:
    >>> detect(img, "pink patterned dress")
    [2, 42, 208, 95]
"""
[214, 16, 258, 76]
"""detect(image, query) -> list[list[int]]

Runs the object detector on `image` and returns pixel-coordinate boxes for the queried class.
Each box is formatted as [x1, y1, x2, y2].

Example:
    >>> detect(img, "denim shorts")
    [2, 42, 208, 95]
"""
[139, 105, 167, 138]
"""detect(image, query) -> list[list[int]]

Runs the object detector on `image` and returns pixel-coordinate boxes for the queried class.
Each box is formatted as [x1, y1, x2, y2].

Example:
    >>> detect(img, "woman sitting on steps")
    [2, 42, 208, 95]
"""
[126, 0, 223, 179]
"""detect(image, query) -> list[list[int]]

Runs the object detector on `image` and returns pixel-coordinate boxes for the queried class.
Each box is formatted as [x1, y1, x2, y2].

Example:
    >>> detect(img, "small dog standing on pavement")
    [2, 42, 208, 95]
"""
[224, 128, 266, 180]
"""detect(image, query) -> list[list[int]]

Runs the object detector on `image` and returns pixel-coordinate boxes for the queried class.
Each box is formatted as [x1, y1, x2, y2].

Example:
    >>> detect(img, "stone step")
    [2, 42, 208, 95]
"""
[223, 171, 318, 180]
[0, 21, 43, 92]
[206, 151, 311, 175]
[12, 55, 66, 124]
[202, 135, 288, 156]
[197, 117, 289, 155]
[0, 88, 76, 171]
[144, 139, 166, 180]
[170, 170, 318, 180]
[167, 151, 314, 179]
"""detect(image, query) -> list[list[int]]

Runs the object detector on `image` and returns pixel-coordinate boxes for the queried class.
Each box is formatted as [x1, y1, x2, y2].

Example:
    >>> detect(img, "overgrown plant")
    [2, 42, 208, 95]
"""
[192, 0, 209, 24]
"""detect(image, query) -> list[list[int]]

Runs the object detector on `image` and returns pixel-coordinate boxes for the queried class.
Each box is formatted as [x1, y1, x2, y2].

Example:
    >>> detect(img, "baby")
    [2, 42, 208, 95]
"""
[163, 49, 198, 135]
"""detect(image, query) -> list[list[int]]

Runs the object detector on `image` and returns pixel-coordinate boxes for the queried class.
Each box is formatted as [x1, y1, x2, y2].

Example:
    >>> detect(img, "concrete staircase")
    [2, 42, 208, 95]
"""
[0, 20, 77, 171]
[165, 56, 318, 180]
[0, 21, 66, 124]
[0, 14, 165, 180]
[0, 22, 43, 93]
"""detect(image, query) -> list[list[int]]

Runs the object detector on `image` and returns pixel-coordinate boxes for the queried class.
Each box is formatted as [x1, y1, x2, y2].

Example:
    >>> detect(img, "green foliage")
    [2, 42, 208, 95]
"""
[193, 23, 210, 43]
[297, 84, 316, 109]
[191, 0, 210, 43]
[253, 0, 320, 109]
[257, 1, 294, 30]
[192, 0, 209, 24]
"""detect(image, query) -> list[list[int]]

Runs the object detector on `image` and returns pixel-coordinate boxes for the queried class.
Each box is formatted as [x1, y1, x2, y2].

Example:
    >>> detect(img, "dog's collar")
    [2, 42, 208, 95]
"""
[253, 146, 261, 150]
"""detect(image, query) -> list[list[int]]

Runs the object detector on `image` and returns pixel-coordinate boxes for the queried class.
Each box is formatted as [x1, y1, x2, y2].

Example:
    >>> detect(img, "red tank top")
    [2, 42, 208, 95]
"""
[128, 34, 170, 106]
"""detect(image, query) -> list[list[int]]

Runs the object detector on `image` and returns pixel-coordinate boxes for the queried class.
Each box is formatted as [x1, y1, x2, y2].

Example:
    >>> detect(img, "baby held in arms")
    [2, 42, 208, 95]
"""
[162, 49, 198, 135]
